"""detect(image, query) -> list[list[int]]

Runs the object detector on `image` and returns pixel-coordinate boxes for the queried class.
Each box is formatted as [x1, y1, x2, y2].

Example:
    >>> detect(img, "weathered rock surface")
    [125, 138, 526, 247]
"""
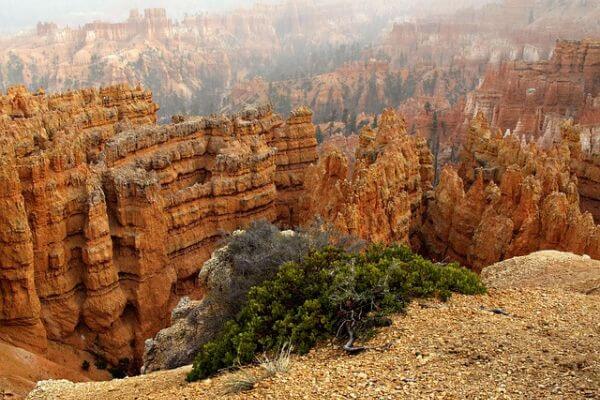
[419, 113, 600, 271]
[0, 340, 109, 399]
[560, 121, 600, 221]
[141, 246, 233, 374]
[0, 84, 157, 355]
[301, 108, 434, 245]
[465, 39, 600, 220]
[0, 86, 316, 367]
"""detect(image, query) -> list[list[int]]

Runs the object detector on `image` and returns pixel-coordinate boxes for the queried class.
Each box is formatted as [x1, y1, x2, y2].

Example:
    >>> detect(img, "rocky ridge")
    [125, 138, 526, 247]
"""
[25, 250, 600, 399]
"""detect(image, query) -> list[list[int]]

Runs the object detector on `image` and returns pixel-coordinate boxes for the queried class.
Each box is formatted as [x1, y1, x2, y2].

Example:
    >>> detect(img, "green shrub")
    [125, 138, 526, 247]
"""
[187, 244, 485, 382]
[190, 219, 364, 323]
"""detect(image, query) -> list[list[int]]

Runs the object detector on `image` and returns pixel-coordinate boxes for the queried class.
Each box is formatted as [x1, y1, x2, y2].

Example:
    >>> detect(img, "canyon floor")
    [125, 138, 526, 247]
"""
[25, 252, 600, 400]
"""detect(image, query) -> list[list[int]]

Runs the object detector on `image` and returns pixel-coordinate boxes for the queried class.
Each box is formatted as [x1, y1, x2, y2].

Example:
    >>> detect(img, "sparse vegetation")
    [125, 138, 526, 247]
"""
[220, 343, 293, 395]
[204, 219, 363, 317]
[259, 343, 293, 377]
[188, 244, 485, 381]
[221, 370, 259, 395]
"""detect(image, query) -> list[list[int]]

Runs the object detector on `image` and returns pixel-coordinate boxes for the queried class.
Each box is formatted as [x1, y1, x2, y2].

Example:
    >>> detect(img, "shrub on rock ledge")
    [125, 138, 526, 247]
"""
[187, 244, 485, 381]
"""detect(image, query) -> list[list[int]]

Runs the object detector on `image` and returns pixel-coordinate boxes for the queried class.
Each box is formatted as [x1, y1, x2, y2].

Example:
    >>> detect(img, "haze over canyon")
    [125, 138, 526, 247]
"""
[0, 1, 599, 399]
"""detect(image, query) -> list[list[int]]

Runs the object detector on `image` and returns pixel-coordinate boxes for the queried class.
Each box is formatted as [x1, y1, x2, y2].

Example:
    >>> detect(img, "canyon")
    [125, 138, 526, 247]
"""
[0, 38, 598, 381]
[296, 41, 600, 269]
[0, 1, 429, 120]
[0, 84, 317, 370]
[2, 1, 596, 129]
[419, 114, 600, 271]
[0, 1, 598, 397]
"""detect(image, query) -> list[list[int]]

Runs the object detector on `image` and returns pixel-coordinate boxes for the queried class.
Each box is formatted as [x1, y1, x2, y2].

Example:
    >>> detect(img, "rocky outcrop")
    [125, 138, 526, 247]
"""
[560, 121, 600, 221]
[269, 107, 319, 227]
[0, 138, 45, 353]
[141, 245, 234, 374]
[463, 40, 600, 221]
[0, 84, 156, 355]
[301, 109, 434, 245]
[481, 250, 600, 295]
[0, 85, 317, 368]
[419, 113, 600, 271]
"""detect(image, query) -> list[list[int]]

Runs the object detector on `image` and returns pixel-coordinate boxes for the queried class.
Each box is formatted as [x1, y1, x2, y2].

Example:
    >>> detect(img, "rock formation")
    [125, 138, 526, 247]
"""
[0, 84, 157, 355]
[1, 1, 448, 120]
[462, 40, 600, 220]
[419, 113, 600, 271]
[301, 109, 434, 245]
[0, 85, 316, 368]
[558, 121, 600, 221]
[141, 245, 234, 374]
[466, 40, 600, 140]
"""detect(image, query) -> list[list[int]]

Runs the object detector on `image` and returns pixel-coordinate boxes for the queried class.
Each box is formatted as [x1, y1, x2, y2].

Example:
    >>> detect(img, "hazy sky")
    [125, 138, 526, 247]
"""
[0, 0, 499, 34]
[0, 0, 279, 33]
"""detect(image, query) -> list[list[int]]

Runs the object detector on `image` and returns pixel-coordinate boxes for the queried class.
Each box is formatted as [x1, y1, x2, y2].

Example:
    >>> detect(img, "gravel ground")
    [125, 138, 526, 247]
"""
[27, 288, 600, 400]
[481, 251, 600, 295]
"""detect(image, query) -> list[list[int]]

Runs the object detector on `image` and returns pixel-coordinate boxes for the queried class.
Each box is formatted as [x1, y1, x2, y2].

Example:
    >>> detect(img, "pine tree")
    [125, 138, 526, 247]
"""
[316, 126, 324, 144]
[367, 70, 379, 114]
[424, 101, 433, 114]
[346, 111, 357, 136]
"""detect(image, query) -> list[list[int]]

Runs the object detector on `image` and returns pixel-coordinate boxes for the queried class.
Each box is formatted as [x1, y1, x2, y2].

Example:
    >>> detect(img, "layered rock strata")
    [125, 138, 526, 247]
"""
[465, 39, 600, 139]
[419, 114, 600, 271]
[0, 86, 317, 367]
[0, 84, 157, 355]
[301, 109, 434, 245]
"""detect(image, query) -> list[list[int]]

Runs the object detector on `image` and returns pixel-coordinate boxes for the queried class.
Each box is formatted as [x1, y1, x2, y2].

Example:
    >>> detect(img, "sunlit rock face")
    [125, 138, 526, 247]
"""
[301, 108, 434, 246]
[0, 85, 316, 367]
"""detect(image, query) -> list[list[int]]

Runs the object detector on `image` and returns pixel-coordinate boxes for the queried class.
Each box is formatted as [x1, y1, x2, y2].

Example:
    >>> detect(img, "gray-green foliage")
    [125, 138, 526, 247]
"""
[188, 244, 486, 381]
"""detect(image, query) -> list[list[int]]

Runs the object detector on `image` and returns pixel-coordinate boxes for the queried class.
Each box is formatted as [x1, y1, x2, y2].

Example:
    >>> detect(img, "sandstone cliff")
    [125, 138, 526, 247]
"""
[301, 109, 434, 245]
[419, 113, 600, 271]
[0, 85, 317, 369]
[0, 84, 157, 355]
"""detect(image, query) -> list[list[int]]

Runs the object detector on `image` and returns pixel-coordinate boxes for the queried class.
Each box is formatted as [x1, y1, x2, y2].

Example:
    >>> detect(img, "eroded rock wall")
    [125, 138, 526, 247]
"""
[0, 84, 157, 356]
[464, 40, 600, 220]
[466, 39, 600, 138]
[0, 86, 317, 367]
